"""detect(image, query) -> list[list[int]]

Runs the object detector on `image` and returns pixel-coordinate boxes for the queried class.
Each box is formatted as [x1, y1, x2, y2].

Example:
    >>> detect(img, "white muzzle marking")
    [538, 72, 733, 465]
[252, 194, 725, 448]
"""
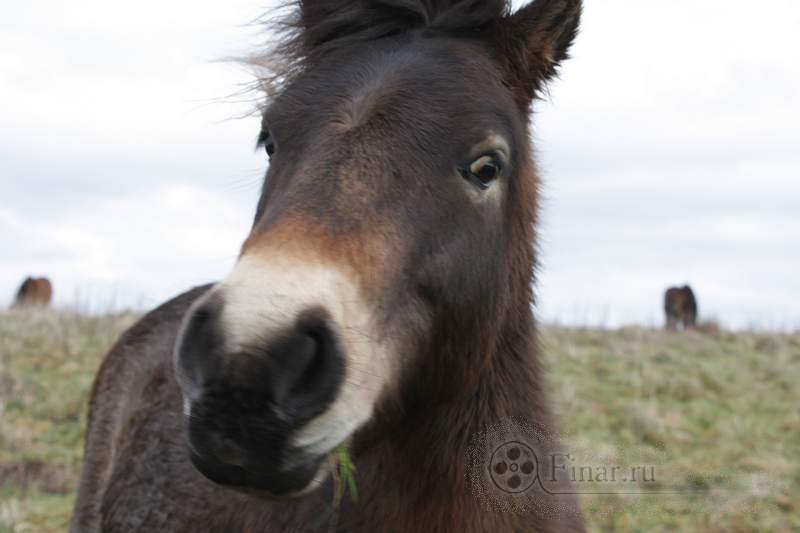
[216, 252, 392, 458]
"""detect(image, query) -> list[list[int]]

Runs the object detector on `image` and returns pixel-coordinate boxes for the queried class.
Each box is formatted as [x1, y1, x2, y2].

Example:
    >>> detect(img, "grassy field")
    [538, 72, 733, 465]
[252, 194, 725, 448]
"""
[543, 326, 799, 532]
[1, 310, 798, 532]
[0, 311, 137, 532]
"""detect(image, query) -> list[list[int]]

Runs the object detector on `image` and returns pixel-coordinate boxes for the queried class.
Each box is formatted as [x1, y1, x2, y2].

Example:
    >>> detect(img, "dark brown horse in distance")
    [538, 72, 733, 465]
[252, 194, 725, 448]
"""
[72, 1, 585, 531]
[12, 277, 53, 308]
[664, 285, 698, 330]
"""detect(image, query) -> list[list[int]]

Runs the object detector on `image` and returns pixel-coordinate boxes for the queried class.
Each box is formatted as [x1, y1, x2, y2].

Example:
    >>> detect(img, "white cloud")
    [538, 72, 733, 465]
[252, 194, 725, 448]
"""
[0, 183, 253, 311]
[1, 1, 798, 329]
[532, 0, 800, 329]
[1, 0, 269, 310]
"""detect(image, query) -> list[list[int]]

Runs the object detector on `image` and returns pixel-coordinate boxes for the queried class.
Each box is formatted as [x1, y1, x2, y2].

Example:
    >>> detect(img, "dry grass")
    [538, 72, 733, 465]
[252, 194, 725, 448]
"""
[543, 326, 800, 532]
[0, 309, 136, 533]
[1, 311, 798, 531]
[694, 319, 723, 337]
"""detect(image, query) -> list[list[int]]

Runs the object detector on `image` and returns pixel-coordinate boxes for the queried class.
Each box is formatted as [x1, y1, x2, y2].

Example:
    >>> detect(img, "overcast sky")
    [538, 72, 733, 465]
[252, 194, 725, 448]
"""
[1, 1, 798, 329]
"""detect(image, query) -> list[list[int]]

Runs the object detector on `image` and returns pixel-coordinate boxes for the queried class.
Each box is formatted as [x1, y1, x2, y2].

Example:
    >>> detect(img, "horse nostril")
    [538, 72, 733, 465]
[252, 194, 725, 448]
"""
[268, 311, 344, 414]
[177, 294, 225, 388]
[271, 332, 319, 401]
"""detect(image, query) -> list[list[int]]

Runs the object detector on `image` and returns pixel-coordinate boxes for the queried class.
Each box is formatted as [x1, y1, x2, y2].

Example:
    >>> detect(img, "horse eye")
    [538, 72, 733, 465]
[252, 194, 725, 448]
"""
[258, 129, 276, 159]
[463, 155, 502, 190]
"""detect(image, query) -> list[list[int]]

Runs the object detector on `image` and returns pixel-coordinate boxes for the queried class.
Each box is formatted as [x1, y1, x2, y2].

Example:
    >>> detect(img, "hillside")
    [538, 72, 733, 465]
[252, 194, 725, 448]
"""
[1, 310, 798, 532]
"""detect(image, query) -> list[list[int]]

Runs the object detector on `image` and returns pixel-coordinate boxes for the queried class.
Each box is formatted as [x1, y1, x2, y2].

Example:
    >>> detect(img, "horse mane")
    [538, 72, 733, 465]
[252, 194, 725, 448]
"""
[15, 277, 32, 300]
[248, 0, 512, 101]
[293, 0, 510, 50]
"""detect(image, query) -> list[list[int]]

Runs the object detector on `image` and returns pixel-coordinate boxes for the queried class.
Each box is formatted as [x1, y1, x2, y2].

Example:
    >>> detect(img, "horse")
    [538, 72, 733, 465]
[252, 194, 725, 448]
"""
[71, 1, 585, 531]
[664, 285, 698, 330]
[12, 277, 53, 308]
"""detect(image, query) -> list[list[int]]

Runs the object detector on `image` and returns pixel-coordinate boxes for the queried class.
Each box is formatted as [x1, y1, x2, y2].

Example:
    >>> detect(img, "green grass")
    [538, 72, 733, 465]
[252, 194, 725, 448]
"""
[0, 310, 136, 532]
[545, 326, 800, 532]
[1, 310, 798, 531]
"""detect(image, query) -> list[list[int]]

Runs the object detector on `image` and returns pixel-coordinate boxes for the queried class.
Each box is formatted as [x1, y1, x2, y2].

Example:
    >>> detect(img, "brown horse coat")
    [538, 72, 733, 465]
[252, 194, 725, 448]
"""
[12, 277, 53, 308]
[72, 287, 585, 532]
[664, 285, 698, 330]
[72, 1, 586, 531]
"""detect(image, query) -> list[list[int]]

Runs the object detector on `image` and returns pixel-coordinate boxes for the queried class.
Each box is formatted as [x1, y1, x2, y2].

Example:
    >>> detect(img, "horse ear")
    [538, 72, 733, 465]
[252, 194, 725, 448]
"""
[502, 0, 582, 100]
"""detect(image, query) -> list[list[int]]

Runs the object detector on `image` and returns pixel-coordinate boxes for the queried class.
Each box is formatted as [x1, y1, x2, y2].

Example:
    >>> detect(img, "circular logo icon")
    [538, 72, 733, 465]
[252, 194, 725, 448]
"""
[488, 441, 538, 494]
